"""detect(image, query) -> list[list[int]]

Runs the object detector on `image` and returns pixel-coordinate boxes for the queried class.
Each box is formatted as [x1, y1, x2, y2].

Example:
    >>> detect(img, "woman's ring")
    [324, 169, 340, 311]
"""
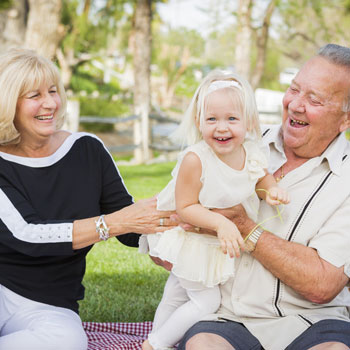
[159, 218, 164, 226]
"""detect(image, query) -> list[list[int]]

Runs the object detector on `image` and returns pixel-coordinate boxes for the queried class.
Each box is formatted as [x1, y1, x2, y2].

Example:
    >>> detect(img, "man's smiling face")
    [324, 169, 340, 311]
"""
[282, 56, 350, 159]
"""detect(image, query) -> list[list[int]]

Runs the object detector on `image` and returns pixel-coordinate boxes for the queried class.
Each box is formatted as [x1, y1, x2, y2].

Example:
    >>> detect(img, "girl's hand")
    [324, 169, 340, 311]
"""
[216, 218, 245, 258]
[265, 186, 290, 206]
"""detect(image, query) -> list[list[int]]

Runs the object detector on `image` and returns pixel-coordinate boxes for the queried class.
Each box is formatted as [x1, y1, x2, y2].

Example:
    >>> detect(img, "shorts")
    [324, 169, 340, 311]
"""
[178, 319, 350, 350]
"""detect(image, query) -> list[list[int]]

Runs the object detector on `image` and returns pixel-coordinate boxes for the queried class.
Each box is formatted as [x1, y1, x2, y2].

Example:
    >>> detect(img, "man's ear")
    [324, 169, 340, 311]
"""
[339, 112, 350, 132]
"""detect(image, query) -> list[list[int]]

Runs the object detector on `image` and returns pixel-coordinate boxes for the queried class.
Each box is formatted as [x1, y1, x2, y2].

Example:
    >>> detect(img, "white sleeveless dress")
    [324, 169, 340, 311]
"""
[139, 139, 268, 288]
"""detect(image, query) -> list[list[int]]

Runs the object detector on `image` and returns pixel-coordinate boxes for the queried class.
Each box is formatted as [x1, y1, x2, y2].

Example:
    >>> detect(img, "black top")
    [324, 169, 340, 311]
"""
[0, 133, 139, 313]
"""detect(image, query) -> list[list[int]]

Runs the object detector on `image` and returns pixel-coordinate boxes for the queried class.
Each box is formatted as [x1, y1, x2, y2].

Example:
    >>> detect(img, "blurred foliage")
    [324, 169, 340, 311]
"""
[61, 0, 111, 54]
[54, 0, 350, 115]
[174, 66, 202, 98]
[259, 43, 286, 91]
[152, 27, 205, 78]
[79, 95, 131, 132]
[0, 0, 12, 10]
[70, 64, 122, 95]
[277, 0, 350, 66]
[205, 27, 237, 68]
[79, 96, 130, 117]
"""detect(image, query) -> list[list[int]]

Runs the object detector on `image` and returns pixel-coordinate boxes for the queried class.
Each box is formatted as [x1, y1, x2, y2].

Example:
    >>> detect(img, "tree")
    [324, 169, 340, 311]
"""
[250, 0, 278, 89]
[0, 0, 27, 52]
[0, 0, 63, 59]
[0, 0, 62, 58]
[25, 0, 63, 58]
[234, 0, 253, 80]
[234, 0, 279, 89]
[278, 0, 350, 65]
[132, 0, 152, 163]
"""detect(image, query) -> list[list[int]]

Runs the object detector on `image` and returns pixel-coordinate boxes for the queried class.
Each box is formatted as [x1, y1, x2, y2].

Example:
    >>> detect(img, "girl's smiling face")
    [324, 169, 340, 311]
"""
[15, 83, 62, 143]
[201, 88, 247, 163]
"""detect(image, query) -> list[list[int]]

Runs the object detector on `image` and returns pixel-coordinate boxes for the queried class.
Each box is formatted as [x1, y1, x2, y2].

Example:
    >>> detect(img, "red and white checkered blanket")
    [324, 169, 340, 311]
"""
[83, 321, 152, 350]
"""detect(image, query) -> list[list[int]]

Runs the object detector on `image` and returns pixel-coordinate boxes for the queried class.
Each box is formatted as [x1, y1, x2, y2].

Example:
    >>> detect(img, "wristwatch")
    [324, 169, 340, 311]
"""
[245, 226, 264, 253]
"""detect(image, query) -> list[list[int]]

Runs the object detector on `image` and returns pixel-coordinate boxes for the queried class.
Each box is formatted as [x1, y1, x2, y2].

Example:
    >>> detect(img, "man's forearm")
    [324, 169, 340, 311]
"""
[219, 206, 348, 303]
[241, 222, 348, 303]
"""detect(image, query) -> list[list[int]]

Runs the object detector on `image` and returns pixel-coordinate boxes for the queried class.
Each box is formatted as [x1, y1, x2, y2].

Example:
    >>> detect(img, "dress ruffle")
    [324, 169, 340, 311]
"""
[244, 141, 268, 180]
[141, 227, 235, 288]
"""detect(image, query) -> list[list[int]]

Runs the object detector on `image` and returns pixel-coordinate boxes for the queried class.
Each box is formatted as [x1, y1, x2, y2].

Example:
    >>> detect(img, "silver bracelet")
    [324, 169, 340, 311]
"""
[95, 215, 110, 241]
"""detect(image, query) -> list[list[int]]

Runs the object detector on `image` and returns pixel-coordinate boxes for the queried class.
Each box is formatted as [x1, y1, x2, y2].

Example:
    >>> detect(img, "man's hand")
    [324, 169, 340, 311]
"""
[149, 255, 173, 271]
[212, 204, 256, 239]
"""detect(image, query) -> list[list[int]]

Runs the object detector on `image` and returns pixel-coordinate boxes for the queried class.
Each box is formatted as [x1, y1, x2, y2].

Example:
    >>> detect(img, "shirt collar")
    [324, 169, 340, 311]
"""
[321, 132, 349, 175]
[261, 124, 349, 176]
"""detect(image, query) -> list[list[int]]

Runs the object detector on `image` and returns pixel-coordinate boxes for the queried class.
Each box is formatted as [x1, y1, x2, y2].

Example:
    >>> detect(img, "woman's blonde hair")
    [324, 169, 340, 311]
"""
[0, 48, 67, 145]
[171, 70, 261, 147]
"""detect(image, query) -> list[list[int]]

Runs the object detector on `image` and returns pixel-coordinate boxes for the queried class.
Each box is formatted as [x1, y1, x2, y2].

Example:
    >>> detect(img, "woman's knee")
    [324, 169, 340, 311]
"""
[44, 313, 88, 350]
[9, 308, 88, 350]
[55, 325, 88, 350]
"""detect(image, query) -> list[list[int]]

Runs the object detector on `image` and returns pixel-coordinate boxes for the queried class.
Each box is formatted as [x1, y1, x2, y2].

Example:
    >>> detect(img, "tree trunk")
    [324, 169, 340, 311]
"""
[133, 0, 152, 163]
[0, 0, 27, 52]
[250, 0, 278, 90]
[235, 0, 253, 80]
[25, 0, 63, 59]
[56, 47, 74, 88]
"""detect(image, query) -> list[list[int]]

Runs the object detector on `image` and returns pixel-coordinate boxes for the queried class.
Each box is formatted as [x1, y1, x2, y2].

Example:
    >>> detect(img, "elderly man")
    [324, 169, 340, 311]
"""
[178, 44, 350, 349]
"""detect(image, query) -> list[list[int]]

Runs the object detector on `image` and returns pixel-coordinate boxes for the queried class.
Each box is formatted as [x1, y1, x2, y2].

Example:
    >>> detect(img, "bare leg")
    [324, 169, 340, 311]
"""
[142, 339, 153, 350]
[308, 342, 349, 350]
[185, 333, 235, 350]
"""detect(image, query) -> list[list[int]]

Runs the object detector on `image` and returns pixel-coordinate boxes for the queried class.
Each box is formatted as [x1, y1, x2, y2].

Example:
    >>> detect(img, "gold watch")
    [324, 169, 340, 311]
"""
[245, 226, 264, 253]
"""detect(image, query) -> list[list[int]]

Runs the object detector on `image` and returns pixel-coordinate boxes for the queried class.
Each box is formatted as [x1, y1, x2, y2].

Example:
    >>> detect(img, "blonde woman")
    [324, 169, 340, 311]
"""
[0, 48, 175, 350]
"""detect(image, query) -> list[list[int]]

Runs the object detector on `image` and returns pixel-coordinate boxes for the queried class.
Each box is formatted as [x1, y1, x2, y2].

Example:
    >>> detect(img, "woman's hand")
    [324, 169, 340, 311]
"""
[107, 197, 178, 236]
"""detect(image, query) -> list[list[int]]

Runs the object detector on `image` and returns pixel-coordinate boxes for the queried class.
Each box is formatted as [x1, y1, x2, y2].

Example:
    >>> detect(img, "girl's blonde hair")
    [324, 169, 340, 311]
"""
[0, 48, 67, 145]
[171, 70, 261, 147]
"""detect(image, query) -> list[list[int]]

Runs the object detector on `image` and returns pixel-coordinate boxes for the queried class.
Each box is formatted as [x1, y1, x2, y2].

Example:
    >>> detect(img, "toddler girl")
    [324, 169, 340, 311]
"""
[140, 70, 289, 350]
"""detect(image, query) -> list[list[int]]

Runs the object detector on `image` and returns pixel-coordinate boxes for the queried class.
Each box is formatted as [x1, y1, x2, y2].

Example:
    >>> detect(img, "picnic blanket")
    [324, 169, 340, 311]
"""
[83, 321, 152, 350]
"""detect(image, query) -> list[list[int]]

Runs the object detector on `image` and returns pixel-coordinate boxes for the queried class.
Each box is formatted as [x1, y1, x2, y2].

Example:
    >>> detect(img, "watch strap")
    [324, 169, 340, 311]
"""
[245, 226, 264, 253]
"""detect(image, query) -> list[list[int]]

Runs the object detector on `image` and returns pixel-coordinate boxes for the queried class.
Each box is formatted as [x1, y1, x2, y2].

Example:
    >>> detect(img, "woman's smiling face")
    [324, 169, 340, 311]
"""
[15, 83, 62, 143]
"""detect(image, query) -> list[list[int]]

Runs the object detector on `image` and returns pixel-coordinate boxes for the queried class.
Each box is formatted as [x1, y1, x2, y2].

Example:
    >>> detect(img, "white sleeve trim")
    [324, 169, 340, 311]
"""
[0, 189, 73, 243]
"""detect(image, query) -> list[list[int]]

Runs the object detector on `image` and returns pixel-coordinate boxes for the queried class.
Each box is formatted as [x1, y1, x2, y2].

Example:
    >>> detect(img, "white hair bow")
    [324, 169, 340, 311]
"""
[206, 80, 242, 96]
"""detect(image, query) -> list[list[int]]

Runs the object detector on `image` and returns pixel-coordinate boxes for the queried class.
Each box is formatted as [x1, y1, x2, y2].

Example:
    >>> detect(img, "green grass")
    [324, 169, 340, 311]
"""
[79, 161, 176, 322]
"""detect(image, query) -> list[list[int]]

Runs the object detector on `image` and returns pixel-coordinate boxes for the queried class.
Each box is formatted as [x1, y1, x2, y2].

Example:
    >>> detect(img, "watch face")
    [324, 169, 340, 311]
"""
[244, 240, 255, 253]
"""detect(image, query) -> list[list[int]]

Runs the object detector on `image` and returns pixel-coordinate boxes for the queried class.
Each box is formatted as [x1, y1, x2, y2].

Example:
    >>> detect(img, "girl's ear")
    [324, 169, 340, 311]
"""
[195, 115, 200, 129]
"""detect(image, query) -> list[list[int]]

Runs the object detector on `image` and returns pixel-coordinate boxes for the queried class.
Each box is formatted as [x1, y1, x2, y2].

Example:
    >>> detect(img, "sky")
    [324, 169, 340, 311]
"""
[157, 0, 208, 30]
[157, 0, 236, 37]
